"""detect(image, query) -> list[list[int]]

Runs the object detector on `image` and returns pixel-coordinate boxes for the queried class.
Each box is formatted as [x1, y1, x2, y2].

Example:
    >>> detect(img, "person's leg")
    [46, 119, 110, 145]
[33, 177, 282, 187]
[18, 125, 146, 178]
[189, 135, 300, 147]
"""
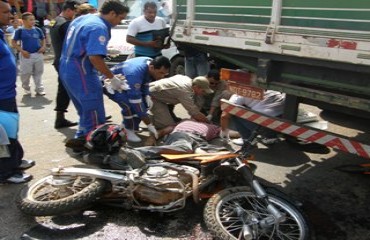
[32, 54, 45, 94]
[103, 90, 141, 142]
[185, 56, 196, 79]
[54, 71, 76, 128]
[231, 115, 259, 143]
[19, 55, 32, 93]
[79, 84, 105, 137]
[0, 99, 31, 183]
[150, 99, 176, 129]
[195, 53, 209, 77]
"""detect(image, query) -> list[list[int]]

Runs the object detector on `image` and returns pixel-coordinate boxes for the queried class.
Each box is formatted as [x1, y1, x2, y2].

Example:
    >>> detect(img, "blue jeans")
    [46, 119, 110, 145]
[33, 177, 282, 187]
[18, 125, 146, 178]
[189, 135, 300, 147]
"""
[185, 52, 209, 79]
[0, 98, 23, 180]
[231, 115, 277, 143]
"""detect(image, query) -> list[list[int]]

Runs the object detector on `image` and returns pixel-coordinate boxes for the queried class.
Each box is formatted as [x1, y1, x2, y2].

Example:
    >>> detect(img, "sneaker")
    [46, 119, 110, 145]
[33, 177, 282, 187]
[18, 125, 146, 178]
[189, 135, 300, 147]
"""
[24, 90, 31, 96]
[65, 137, 87, 151]
[232, 138, 244, 146]
[1, 172, 32, 184]
[260, 137, 280, 145]
[54, 119, 78, 129]
[125, 129, 142, 142]
[17, 159, 35, 170]
[36, 91, 46, 96]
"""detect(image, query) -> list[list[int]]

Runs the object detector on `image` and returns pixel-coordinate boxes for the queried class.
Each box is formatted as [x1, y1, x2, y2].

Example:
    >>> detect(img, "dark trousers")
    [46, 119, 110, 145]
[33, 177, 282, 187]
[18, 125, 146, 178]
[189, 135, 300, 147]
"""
[0, 98, 23, 180]
[53, 64, 70, 112]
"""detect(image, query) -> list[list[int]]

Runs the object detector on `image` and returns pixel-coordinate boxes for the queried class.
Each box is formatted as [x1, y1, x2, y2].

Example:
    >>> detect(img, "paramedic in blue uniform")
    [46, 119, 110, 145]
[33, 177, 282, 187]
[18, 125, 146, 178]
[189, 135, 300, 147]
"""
[105, 56, 170, 142]
[59, 0, 129, 147]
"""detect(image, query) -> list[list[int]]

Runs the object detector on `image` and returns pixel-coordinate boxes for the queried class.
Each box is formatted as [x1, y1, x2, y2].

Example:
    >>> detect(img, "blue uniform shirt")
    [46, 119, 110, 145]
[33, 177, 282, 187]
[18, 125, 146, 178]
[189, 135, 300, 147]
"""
[0, 30, 17, 100]
[60, 14, 111, 75]
[13, 27, 44, 53]
[111, 57, 152, 117]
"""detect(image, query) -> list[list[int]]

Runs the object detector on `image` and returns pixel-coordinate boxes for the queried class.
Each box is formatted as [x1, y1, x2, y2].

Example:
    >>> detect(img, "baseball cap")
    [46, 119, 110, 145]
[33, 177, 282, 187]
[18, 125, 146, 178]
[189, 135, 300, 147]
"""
[192, 76, 214, 94]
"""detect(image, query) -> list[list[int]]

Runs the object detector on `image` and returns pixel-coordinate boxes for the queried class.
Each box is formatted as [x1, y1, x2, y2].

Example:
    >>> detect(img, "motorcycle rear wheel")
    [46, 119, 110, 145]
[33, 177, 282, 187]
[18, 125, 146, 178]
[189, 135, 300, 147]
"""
[204, 186, 310, 240]
[17, 175, 107, 216]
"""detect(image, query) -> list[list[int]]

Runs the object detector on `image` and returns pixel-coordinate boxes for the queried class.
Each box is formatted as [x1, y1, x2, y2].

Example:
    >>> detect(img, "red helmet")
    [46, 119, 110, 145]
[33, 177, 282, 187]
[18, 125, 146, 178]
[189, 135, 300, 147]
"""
[85, 124, 126, 152]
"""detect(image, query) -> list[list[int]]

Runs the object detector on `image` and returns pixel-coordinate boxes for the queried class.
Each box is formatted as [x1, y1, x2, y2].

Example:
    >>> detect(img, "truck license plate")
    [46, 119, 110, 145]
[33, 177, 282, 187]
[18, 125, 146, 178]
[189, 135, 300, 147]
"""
[227, 82, 264, 100]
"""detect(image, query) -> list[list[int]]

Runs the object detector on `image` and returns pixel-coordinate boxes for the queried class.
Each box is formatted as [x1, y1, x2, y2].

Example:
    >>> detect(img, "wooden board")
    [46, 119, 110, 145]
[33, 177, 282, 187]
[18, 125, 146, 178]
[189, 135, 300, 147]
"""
[161, 151, 231, 160]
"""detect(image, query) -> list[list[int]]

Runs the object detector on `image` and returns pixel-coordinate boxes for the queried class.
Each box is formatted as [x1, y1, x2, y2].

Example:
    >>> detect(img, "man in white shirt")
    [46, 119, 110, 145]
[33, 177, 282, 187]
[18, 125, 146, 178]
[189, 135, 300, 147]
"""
[126, 1, 168, 58]
[220, 90, 286, 145]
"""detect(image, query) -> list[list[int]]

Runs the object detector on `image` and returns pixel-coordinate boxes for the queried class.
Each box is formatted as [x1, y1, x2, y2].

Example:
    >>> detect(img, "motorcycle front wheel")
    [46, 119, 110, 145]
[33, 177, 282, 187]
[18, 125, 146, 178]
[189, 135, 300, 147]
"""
[204, 186, 310, 240]
[17, 175, 107, 216]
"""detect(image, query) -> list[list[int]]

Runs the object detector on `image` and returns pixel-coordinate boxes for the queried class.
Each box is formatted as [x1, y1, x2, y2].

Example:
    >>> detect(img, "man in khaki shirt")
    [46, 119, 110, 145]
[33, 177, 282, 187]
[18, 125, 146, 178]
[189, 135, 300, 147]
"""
[149, 75, 212, 129]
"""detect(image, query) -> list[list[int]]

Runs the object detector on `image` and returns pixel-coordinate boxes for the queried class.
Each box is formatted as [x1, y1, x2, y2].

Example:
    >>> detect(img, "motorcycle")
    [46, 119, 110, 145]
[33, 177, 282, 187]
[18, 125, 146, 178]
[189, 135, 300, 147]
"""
[17, 124, 311, 240]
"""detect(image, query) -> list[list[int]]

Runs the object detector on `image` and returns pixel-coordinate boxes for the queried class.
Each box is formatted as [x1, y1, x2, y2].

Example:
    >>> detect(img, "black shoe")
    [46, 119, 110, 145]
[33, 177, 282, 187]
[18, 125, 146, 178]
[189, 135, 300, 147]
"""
[0, 172, 32, 184]
[105, 115, 112, 120]
[65, 137, 87, 151]
[55, 119, 78, 129]
[17, 159, 35, 170]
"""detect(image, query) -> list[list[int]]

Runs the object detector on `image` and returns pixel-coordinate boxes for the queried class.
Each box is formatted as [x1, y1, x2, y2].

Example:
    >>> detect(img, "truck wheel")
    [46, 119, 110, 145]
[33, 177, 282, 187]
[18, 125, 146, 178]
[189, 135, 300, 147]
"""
[170, 56, 185, 76]
[17, 175, 107, 216]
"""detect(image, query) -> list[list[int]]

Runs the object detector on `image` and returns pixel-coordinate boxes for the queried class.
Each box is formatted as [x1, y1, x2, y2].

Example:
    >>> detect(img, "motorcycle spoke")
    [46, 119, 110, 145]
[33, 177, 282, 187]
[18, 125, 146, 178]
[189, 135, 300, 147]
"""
[30, 177, 95, 202]
[214, 191, 305, 240]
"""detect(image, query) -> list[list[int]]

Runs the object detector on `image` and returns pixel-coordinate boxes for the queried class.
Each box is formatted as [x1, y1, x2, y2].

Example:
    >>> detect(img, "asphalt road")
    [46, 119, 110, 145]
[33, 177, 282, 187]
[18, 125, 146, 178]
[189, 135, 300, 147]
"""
[0, 57, 369, 240]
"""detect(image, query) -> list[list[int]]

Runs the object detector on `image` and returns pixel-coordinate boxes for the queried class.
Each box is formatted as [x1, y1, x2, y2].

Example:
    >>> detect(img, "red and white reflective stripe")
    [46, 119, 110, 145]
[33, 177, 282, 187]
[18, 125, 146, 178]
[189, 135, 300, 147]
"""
[221, 100, 370, 159]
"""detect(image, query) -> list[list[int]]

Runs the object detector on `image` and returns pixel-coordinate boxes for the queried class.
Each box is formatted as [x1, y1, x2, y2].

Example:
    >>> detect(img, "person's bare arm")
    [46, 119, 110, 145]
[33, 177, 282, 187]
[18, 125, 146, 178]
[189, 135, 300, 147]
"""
[220, 111, 230, 131]
[89, 55, 114, 79]
[38, 39, 46, 53]
[126, 35, 162, 48]
[12, 39, 29, 58]
[192, 113, 209, 123]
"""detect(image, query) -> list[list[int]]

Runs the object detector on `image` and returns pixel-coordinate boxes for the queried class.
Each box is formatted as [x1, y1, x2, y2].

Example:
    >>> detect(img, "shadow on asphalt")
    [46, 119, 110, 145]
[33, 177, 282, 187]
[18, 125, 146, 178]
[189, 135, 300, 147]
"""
[280, 150, 370, 240]
[320, 110, 370, 137]
[21, 200, 211, 239]
[19, 95, 53, 110]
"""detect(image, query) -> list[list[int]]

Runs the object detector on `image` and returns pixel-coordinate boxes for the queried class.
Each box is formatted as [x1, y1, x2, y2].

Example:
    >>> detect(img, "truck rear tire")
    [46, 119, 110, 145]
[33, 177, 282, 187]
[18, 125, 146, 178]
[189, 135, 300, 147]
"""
[170, 56, 185, 76]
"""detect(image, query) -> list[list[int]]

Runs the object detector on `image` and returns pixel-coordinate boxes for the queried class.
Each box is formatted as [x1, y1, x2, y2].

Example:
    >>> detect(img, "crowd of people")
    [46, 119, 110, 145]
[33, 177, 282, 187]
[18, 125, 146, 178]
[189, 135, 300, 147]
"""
[0, 0, 286, 184]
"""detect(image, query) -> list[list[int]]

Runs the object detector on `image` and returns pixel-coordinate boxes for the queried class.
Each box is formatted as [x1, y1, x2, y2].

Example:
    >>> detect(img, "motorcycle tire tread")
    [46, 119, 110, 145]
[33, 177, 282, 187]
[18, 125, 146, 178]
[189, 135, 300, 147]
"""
[16, 177, 108, 216]
[204, 186, 312, 240]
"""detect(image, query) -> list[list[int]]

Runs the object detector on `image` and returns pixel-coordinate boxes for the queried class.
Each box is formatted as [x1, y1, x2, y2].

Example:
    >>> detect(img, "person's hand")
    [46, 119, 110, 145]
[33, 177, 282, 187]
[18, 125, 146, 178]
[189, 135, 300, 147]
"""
[21, 50, 30, 58]
[110, 75, 123, 92]
[192, 113, 209, 123]
[148, 40, 163, 48]
[145, 95, 153, 109]
[147, 123, 158, 139]
[206, 114, 213, 121]
[106, 74, 130, 93]
[38, 46, 46, 54]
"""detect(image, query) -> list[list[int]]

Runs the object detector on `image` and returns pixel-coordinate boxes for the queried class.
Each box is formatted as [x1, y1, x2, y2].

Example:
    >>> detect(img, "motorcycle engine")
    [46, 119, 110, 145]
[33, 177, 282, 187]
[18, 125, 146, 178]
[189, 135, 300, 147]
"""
[133, 163, 199, 206]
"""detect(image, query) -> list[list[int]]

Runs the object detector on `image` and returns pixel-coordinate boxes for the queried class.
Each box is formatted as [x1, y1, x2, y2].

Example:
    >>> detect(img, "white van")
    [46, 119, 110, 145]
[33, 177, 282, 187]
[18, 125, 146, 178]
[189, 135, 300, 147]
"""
[105, 0, 184, 76]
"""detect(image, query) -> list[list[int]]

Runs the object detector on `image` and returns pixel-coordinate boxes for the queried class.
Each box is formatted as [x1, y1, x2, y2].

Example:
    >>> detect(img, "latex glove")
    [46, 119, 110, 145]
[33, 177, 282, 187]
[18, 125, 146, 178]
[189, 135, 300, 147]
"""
[219, 129, 230, 140]
[120, 79, 130, 91]
[106, 74, 130, 93]
[105, 84, 115, 94]
[206, 114, 213, 121]
[147, 123, 158, 139]
[110, 75, 123, 92]
[145, 95, 153, 109]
